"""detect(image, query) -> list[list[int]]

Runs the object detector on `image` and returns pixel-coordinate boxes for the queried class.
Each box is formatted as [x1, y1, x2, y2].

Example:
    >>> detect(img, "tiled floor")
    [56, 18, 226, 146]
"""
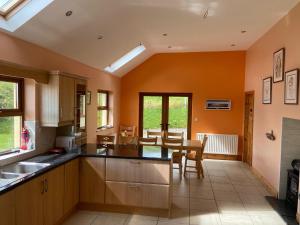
[63, 160, 297, 225]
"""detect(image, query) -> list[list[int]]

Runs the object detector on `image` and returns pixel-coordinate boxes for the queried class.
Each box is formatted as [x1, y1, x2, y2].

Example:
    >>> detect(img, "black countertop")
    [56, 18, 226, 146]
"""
[0, 144, 172, 194]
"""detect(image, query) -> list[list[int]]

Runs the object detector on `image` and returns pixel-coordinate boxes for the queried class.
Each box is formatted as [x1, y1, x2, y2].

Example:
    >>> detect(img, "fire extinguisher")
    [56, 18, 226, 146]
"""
[21, 128, 30, 150]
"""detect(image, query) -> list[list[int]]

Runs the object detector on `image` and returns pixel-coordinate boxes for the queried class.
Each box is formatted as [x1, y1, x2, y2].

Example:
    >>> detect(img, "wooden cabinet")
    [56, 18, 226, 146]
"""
[106, 158, 170, 184]
[105, 181, 169, 209]
[64, 159, 79, 214]
[43, 166, 65, 225]
[0, 190, 15, 225]
[15, 175, 44, 225]
[80, 157, 105, 204]
[39, 72, 75, 127]
[15, 166, 65, 225]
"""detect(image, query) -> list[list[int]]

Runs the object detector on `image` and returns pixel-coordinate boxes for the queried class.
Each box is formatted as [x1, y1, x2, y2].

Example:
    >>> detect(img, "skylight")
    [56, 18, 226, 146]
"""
[0, 0, 24, 16]
[104, 44, 146, 73]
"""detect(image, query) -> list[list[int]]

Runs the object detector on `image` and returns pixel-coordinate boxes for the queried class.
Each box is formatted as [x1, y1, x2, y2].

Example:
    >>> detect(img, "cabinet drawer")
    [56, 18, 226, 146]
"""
[105, 181, 170, 209]
[106, 158, 170, 184]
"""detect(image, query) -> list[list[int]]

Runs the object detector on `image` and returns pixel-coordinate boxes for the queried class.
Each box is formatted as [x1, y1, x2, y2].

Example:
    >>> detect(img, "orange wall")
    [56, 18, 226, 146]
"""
[120, 52, 246, 156]
[0, 31, 120, 143]
[245, 3, 300, 191]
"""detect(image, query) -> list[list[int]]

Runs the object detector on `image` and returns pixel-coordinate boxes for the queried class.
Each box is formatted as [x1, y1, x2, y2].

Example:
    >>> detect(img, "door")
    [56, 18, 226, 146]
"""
[15, 175, 44, 225]
[43, 166, 65, 225]
[243, 91, 254, 166]
[0, 190, 15, 225]
[139, 93, 192, 139]
[59, 75, 75, 123]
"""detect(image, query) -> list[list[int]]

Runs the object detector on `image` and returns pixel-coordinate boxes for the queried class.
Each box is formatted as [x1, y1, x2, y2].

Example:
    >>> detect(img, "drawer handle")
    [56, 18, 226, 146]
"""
[130, 161, 141, 164]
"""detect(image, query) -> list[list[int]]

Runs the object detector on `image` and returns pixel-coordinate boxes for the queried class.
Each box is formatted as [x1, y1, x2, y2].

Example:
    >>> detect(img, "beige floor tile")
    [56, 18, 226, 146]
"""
[190, 210, 221, 225]
[172, 196, 189, 209]
[208, 169, 227, 177]
[125, 218, 158, 225]
[190, 198, 218, 211]
[212, 183, 235, 192]
[159, 208, 189, 224]
[210, 176, 230, 184]
[219, 214, 254, 225]
[216, 200, 247, 214]
[63, 211, 98, 225]
[173, 184, 189, 197]
[250, 212, 287, 225]
[126, 214, 158, 221]
[92, 213, 128, 225]
[213, 190, 241, 202]
[190, 186, 214, 199]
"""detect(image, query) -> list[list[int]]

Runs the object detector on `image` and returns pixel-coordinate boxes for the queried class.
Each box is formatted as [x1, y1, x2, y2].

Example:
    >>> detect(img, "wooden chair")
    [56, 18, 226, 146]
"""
[119, 125, 136, 137]
[147, 131, 163, 138]
[162, 138, 184, 177]
[138, 137, 158, 146]
[184, 135, 208, 178]
[165, 131, 184, 139]
[97, 135, 115, 145]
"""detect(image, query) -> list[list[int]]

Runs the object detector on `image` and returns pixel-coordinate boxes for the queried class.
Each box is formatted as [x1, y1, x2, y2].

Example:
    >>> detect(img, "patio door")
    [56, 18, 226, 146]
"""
[139, 93, 192, 139]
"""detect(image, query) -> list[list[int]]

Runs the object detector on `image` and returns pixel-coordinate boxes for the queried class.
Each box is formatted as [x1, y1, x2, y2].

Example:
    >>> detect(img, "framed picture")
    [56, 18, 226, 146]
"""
[263, 77, 272, 104]
[284, 69, 299, 105]
[86, 91, 91, 105]
[273, 48, 285, 83]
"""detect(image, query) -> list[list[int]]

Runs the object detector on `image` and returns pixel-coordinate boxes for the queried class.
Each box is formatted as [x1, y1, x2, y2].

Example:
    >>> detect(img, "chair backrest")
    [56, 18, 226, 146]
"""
[147, 131, 163, 138]
[165, 131, 184, 139]
[97, 135, 115, 145]
[162, 138, 183, 150]
[119, 125, 136, 137]
[200, 134, 208, 157]
[138, 137, 158, 146]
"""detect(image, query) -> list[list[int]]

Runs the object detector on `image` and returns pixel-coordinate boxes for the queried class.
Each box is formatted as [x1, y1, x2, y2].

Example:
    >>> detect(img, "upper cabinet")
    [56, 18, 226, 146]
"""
[39, 71, 86, 127]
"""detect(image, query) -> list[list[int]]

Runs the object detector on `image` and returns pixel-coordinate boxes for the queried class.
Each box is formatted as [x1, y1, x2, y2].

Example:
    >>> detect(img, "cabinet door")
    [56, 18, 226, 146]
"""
[44, 166, 65, 225]
[64, 159, 79, 214]
[80, 157, 105, 204]
[142, 161, 170, 185]
[15, 176, 44, 225]
[142, 184, 169, 209]
[0, 190, 15, 225]
[59, 75, 75, 123]
[105, 181, 142, 207]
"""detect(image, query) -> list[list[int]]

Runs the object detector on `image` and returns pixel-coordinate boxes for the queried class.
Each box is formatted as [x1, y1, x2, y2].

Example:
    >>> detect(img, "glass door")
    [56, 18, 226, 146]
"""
[139, 93, 192, 139]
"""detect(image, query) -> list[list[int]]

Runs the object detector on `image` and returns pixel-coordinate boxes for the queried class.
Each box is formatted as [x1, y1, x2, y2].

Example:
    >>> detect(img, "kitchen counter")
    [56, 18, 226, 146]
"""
[0, 144, 172, 194]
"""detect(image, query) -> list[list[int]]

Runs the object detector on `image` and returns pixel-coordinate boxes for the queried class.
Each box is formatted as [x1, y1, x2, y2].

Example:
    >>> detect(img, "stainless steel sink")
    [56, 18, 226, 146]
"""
[0, 172, 20, 179]
[2, 162, 50, 174]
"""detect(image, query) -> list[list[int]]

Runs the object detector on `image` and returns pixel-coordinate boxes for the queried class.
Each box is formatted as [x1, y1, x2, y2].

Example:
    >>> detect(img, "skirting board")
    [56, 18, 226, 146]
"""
[250, 166, 278, 197]
[203, 153, 238, 161]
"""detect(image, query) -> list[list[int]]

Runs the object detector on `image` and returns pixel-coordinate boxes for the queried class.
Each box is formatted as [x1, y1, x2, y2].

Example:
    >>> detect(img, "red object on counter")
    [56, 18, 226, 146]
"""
[20, 128, 29, 150]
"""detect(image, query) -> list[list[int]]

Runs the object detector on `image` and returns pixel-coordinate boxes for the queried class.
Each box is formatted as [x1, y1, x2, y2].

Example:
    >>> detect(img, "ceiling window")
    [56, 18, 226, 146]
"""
[0, 75, 24, 154]
[104, 44, 146, 73]
[0, 0, 25, 17]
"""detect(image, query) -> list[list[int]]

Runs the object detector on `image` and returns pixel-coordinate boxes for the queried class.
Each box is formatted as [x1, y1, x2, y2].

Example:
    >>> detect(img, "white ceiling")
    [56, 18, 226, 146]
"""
[7, 0, 300, 76]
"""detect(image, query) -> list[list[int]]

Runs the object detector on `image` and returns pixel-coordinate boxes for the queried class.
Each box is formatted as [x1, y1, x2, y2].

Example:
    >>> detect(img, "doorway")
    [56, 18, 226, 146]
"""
[139, 93, 192, 139]
[243, 91, 254, 166]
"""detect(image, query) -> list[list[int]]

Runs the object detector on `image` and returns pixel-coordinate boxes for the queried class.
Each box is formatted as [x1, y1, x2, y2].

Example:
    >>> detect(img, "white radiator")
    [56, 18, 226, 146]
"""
[196, 133, 238, 155]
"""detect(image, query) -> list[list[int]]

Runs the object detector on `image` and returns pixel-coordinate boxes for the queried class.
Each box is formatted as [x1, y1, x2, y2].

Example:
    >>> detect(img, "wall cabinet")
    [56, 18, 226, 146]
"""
[15, 166, 64, 225]
[40, 73, 75, 127]
[0, 190, 15, 225]
[79, 157, 105, 204]
[64, 159, 79, 214]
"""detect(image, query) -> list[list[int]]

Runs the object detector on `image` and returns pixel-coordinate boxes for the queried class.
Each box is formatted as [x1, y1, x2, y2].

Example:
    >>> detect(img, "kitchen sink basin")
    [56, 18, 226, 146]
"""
[0, 172, 20, 179]
[2, 162, 50, 174]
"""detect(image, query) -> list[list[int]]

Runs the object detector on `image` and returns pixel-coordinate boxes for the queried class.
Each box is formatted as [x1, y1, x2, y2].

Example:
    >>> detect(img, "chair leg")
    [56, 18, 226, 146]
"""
[196, 160, 200, 179]
[179, 161, 182, 178]
[183, 157, 188, 177]
[199, 161, 204, 178]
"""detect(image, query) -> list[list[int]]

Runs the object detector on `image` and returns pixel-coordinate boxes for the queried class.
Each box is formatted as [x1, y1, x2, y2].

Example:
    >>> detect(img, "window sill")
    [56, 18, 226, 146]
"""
[0, 149, 35, 162]
[97, 126, 114, 132]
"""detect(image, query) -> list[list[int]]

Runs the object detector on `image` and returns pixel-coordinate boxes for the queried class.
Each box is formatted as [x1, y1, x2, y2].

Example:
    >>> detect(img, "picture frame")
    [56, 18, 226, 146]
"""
[86, 91, 91, 105]
[284, 69, 299, 105]
[263, 77, 272, 104]
[273, 48, 285, 83]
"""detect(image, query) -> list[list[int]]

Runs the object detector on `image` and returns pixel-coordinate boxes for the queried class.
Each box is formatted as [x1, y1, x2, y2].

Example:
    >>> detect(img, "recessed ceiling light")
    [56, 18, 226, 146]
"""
[241, 30, 247, 34]
[163, 33, 168, 36]
[168, 46, 172, 49]
[97, 35, 104, 40]
[203, 8, 209, 19]
[65, 10, 73, 16]
[231, 44, 236, 47]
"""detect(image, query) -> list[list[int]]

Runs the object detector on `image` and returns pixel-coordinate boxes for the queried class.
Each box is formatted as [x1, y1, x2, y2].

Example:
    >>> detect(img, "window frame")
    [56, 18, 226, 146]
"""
[0, 0, 25, 17]
[97, 90, 110, 129]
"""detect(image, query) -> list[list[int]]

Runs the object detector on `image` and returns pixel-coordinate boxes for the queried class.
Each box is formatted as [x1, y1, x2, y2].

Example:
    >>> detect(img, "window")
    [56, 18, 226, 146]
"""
[97, 90, 110, 129]
[104, 44, 146, 73]
[0, 0, 25, 16]
[0, 75, 23, 154]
